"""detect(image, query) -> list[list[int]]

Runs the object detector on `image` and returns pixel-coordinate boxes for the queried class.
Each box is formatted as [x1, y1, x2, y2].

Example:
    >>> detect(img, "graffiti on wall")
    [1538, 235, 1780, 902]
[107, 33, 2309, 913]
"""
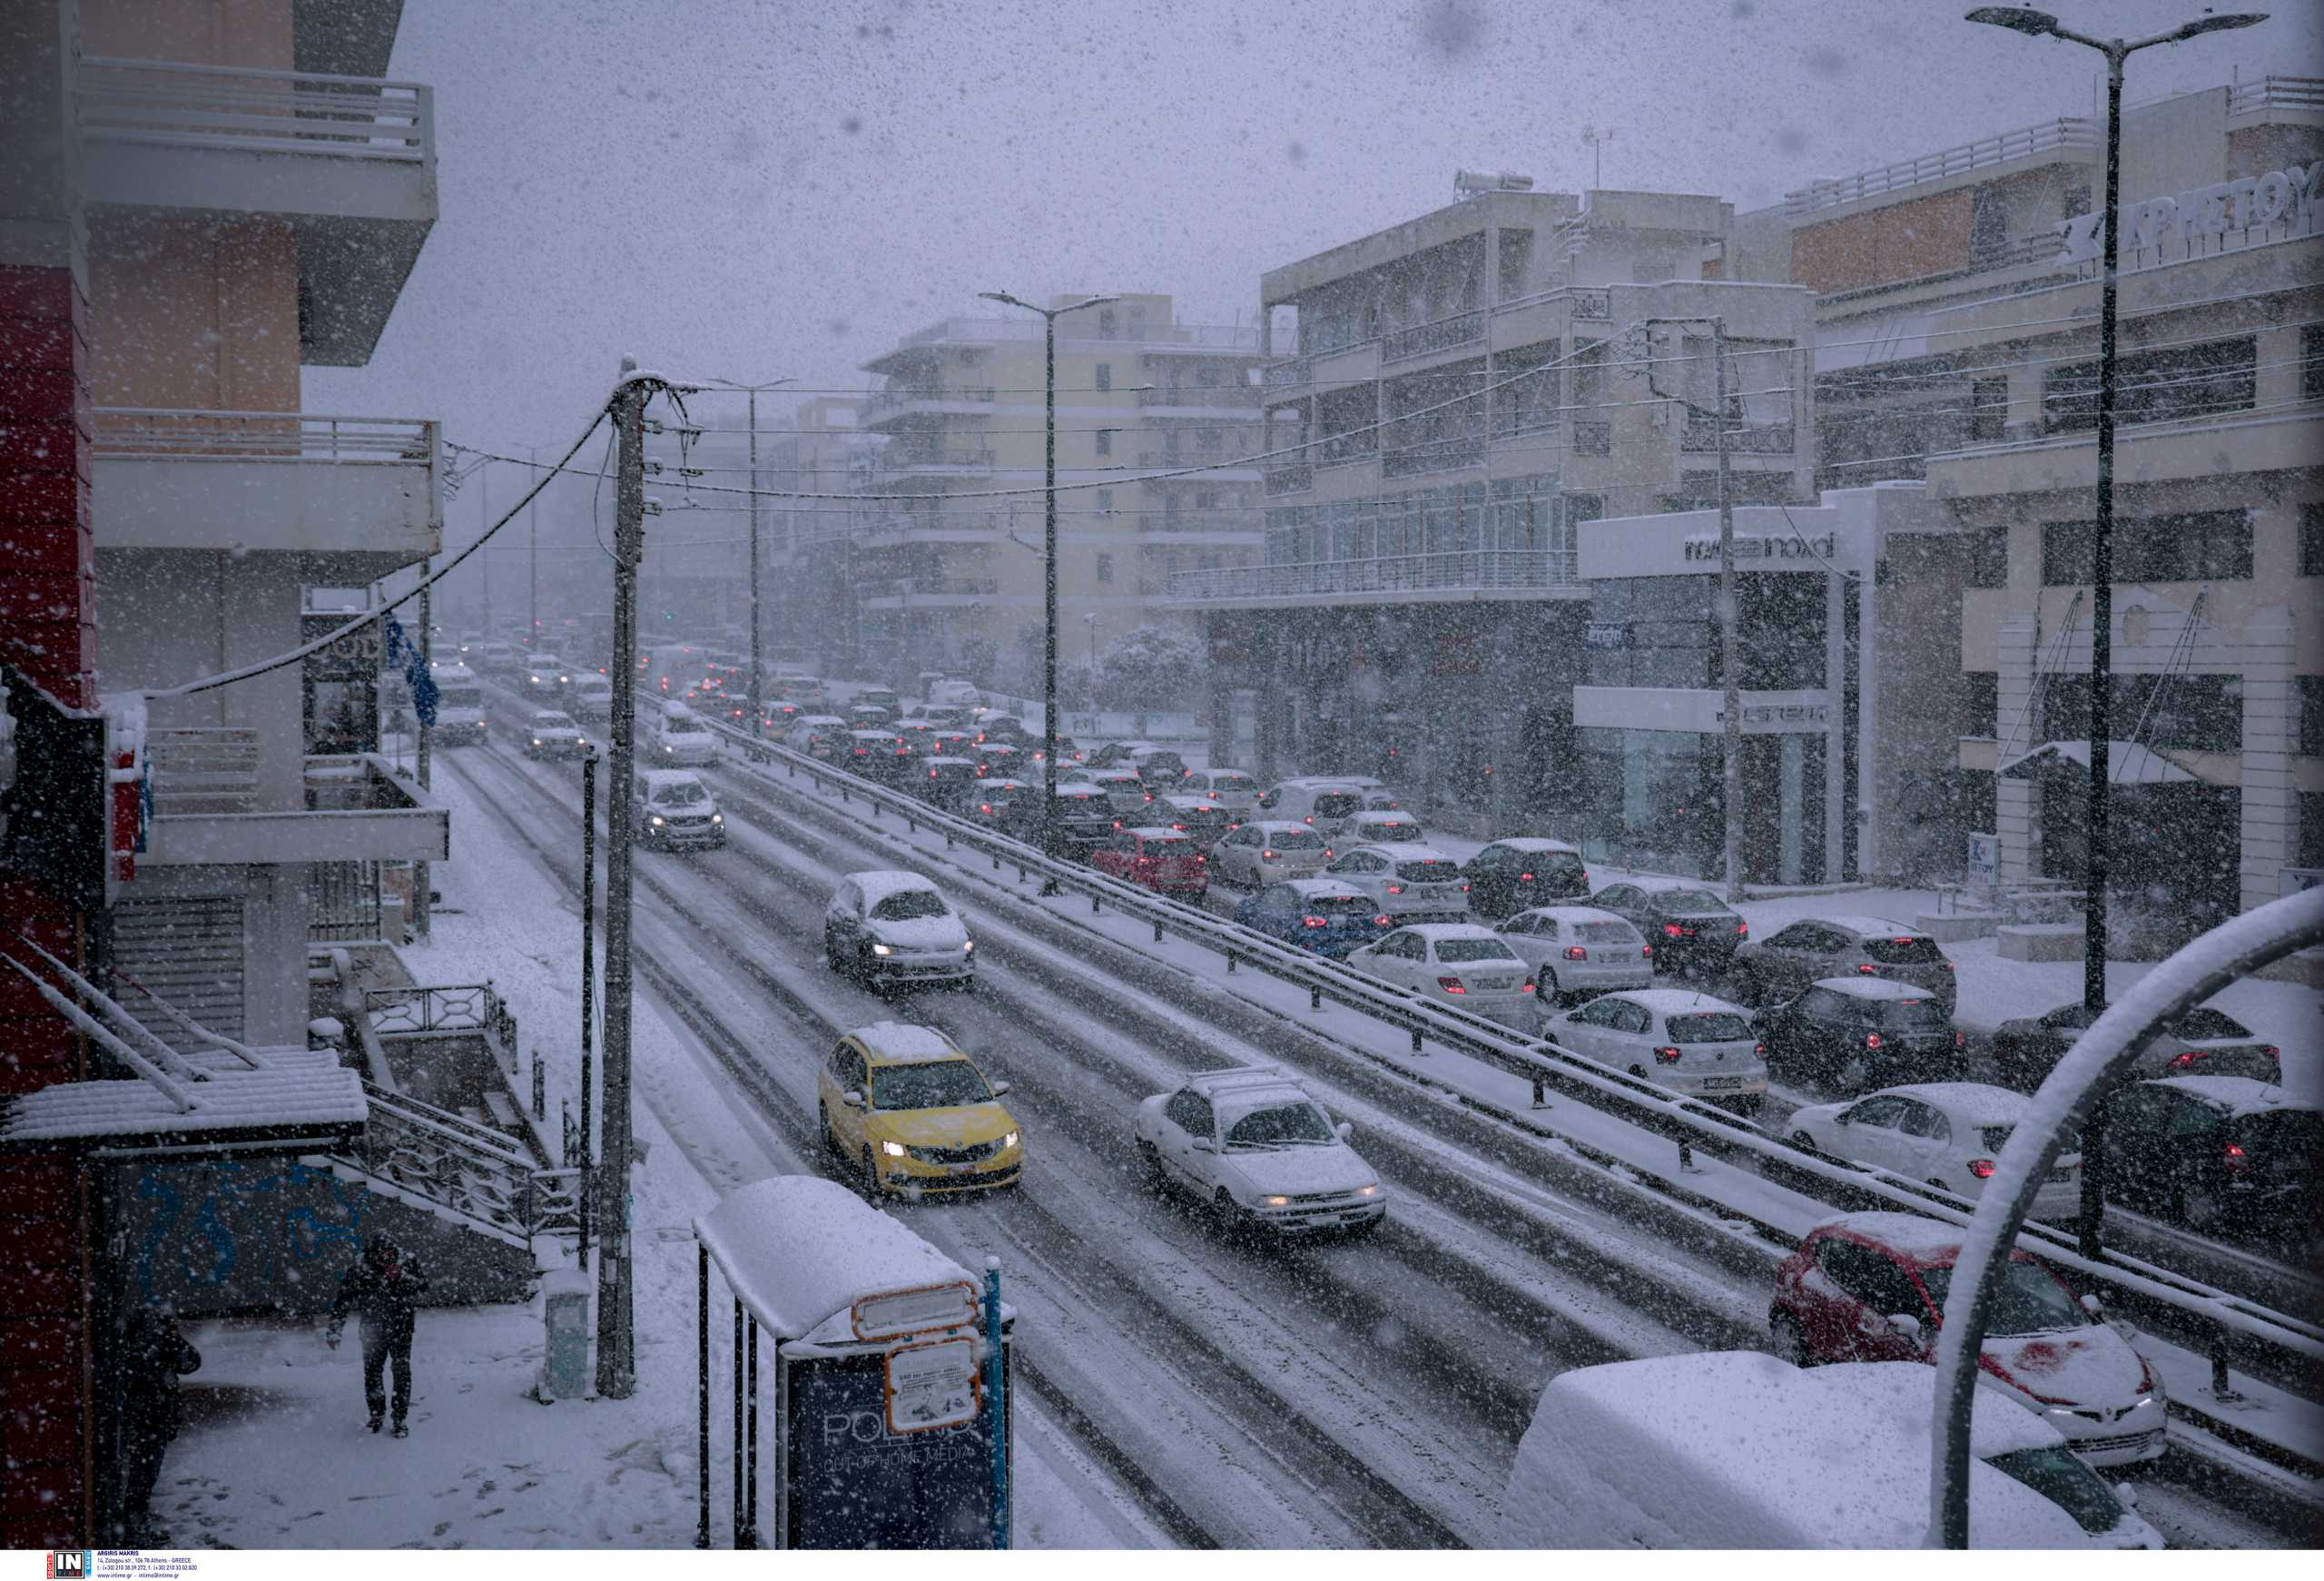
[126, 1159, 369, 1315]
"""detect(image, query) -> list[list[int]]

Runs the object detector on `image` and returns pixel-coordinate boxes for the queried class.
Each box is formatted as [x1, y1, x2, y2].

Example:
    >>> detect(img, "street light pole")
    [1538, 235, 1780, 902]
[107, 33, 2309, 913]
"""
[697, 377, 793, 732]
[1965, 5, 2268, 1259]
[978, 291, 1120, 869]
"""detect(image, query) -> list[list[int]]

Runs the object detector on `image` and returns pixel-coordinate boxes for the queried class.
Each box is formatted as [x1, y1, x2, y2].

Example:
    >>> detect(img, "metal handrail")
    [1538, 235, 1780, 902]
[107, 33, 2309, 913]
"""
[93, 409, 437, 460]
[344, 1083, 580, 1240]
[1786, 116, 2094, 216]
[2226, 74, 2324, 115]
[77, 56, 431, 163]
[674, 696, 2324, 1391]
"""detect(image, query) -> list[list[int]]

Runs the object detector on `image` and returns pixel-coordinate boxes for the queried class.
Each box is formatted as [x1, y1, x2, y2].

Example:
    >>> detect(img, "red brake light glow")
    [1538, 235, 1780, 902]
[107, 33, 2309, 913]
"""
[1734, 921, 1748, 936]
[1521, 977, 1536, 995]
[1968, 1159, 1998, 1179]
[1385, 884, 1403, 895]
[1302, 915, 1329, 929]
[1519, 872, 1534, 881]
[1563, 945, 1588, 961]
[1641, 944, 1654, 957]
[1955, 1031, 1966, 1048]
[1653, 1045, 1681, 1064]
[1856, 963, 1879, 974]
[1374, 914, 1392, 926]
[1865, 1033, 1884, 1050]
[1437, 976, 1466, 994]
[1261, 849, 1277, 861]
[1662, 924, 1687, 937]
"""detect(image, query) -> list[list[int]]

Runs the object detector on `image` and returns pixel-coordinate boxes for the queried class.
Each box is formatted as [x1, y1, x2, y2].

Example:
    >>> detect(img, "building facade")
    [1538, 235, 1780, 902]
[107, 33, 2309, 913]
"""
[1727, 79, 2322, 923]
[852, 295, 1265, 690]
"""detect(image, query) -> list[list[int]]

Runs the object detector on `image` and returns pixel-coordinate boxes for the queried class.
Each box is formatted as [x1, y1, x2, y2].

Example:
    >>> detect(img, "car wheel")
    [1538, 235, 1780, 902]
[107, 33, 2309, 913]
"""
[1788, 1131, 1819, 1153]
[860, 1147, 881, 1194]
[1770, 1310, 1812, 1368]
[1137, 1140, 1166, 1190]
[1213, 1187, 1244, 1230]
[822, 1107, 843, 1156]
[822, 932, 843, 973]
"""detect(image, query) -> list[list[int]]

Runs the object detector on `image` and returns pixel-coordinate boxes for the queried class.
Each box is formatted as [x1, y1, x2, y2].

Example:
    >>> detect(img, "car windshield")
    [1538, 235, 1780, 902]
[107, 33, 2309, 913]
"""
[652, 781, 706, 806]
[665, 717, 706, 736]
[1305, 895, 1374, 916]
[2171, 1007, 2252, 1040]
[1880, 999, 1953, 1033]
[1655, 890, 1728, 914]
[1224, 1102, 1335, 1149]
[438, 686, 483, 709]
[1366, 822, 1420, 841]
[1313, 793, 1361, 818]
[1918, 1260, 2089, 1337]
[872, 1061, 990, 1111]
[1574, 921, 1634, 944]
[871, 890, 949, 922]
[535, 713, 576, 728]
[1394, 859, 1456, 882]
[1275, 830, 1324, 851]
[1666, 1012, 1752, 1043]
[1435, 939, 1520, 964]
[1209, 775, 1254, 794]
[1983, 1447, 2130, 1537]
[1864, 935, 1943, 964]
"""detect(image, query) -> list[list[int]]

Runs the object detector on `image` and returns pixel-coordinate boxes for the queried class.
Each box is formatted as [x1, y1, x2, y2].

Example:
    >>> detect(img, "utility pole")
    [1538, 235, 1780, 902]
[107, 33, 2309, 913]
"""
[480, 462, 493, 633]
[415, 566, 432, 938]
[747, 390, 763, 727]
[598, 366, 650, 1398]
[1712, 317, 1742, 906]
[578, 746, 597, 1271]
[528, 444, 540, 649]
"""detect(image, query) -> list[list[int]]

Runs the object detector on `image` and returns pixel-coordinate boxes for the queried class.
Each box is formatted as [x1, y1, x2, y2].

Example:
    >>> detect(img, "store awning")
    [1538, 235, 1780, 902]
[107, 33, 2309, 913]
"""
[1998, 740, 2198, 786]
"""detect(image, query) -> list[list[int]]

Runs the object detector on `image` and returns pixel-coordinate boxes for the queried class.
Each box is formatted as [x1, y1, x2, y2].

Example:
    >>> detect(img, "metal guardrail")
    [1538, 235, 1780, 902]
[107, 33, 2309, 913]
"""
[77, 56, 432, 163]
[344, 1084, 581, 1242]
[669, 697, 2324, 1402]
[1786, 115, 2094, 216]
[2227, 74, 2324, 115]
[93, 409, 438, 462]
[364, 982, 512, 1042]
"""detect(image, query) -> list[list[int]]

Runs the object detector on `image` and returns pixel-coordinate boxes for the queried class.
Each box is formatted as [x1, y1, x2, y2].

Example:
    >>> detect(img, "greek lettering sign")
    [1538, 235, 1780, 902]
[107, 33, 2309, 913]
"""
[1735, 701, 1831, 730]
[883, 1335, 980, 1435]
[851, 1280, 978, 1341]
[1682, 531, 1837, 565]
[2056, 161, 2323, 262]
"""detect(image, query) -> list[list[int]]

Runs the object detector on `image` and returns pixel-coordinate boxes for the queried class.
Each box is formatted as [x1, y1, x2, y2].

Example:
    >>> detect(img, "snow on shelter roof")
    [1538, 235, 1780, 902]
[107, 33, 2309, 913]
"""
[0, 1047, 365, 1148]
[694, 1175, 979, 1343]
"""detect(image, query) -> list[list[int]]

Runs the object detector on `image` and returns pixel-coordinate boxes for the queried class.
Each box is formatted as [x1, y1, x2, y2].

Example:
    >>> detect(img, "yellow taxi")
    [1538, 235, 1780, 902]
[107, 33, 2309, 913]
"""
[819, 1021, 1023, 1194]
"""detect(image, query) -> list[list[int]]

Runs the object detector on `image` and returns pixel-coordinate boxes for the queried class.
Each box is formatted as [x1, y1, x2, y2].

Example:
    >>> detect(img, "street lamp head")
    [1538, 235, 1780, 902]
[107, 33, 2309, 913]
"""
[1965, 6, 2061, 35]
[979, 291, 1035, 312]
[1058, 294, 1122, 315]
[2168, 12, 2266, 39]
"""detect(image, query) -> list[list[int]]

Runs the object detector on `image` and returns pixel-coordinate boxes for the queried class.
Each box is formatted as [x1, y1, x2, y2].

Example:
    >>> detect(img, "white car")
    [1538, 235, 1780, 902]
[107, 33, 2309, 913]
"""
[1786, 1083, 2084, 1221]
[521, 709, 591, 761]
[1344, 924, 1536, 1030]
[524, 653, 571, 694]
[1085, 768, 1152, 819]
[1210, 820, 1331, 887]
[570, 675, 614, 722]
[654, 705, 719, 766]
[1133, 1065, 1385, 1235]
[784, 714, 849, 758]
[1551, 988, 1767, 1112]
[1183, 766, 1260, 813]
[632, 768, 725, 850]
[1324, 843, 1468, 923]
[823, 871, 974, 991]
[1342, 809, 1423, 845]
[1256, 778, 1368, 839]
[1494, 905, 1653, 1003]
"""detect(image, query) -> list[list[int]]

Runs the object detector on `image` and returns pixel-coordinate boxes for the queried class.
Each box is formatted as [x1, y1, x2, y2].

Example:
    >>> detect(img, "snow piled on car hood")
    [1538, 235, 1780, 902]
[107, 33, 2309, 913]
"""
[1222, 1144, 1373, 1196]
[1983, 1329, 2146, 1406]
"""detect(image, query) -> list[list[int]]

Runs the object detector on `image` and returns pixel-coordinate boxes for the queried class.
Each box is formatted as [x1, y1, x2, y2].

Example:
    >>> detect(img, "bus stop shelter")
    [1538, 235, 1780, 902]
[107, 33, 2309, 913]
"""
[692, 1175, 1015, 1549]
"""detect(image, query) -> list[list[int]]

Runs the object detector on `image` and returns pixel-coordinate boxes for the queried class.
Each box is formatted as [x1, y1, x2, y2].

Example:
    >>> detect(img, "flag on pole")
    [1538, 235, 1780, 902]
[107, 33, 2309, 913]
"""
[384, 613, 440, 726]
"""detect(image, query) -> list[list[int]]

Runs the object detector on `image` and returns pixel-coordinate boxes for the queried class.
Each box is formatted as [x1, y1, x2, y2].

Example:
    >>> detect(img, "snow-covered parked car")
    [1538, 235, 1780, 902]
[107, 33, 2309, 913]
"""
[1344, 924, 1536, 1030]
[1323, 843, 1468, 924]
[1771, 1211, 2169, 1468]
[1502, 1351, 2159, 1548]
[1134, 1065, 1384, 1236]
[1785, 1083, 2083, 1221]
[1549, 988, 1766, 1112]
[1341, 808, 1423, 845]
[653, 704, 719, 767]
[1209, 821, 1330, 887]
[1492, 905, 1652, 1003]
[822, 871, 975, 992]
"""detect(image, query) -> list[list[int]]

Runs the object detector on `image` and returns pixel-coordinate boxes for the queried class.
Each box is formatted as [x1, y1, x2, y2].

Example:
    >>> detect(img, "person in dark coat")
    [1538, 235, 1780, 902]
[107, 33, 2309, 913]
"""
[327, 1232, 430, 1438]
[118, 1304, 201, 1542]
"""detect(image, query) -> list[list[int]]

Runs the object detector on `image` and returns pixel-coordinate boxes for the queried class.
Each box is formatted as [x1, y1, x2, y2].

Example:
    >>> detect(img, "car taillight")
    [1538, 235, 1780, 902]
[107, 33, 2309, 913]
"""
[2223, 1141, 2250, 1172]
[852, 748, 867, 756]
[1135, 855, 1155, 867]
[1662, 924, 1686, 937]
[1385, 884, 1403, 894]
[1521, 976, 1536, 995]
[1944, 961, 1956, 973]
[2167, 1050, 2202, 1072]
[1955, 1031, 1965, 1049]
[1856, 963, 1879, 974]
[978, 803, 994, 814]
[1653, 1045, 1681, 1064]
[1968, 1159, 1997, 1179]
[1641, 944, 1654, 957]
[1866, 1033, 1884, 1050]
[1437, 976, 1466, 994]
[1302, 915, 1329, 928]
[1195, 855, 1206, 864]
[1519, 872, 1535, 882]
[1261, 849, 1277, 860]
[1754, 1042, 1766, 1056]
[1460, 883, 1471, 893]
[1734, 922, 1748, 936]
[1374, 914, 1393, 926]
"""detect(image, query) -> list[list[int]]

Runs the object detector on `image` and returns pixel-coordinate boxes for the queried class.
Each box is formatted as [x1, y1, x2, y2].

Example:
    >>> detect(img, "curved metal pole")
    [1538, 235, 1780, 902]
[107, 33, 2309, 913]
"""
[1929, 886, 2324, 1546]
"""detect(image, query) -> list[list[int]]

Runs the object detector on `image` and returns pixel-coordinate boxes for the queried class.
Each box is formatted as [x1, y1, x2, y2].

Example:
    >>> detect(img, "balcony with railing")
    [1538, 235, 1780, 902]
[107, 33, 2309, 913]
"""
[861, 384, 999, 424]
[1160, 548, 1581, 606]
[1380, 433, 1486, 479]
[93, 409, 439, 566]
[75, 57, 437, 362]
[1264, 463, 1315, 496]
[1381, 309, 1485, 365]
[856, 576, 1004, 608]
[1137, 384, 1262, 411]
[873, 444, 996, 475]
[1680, 414, 1797, 454]
[142, 728, 449, 867]
[2227, 74, 2324, 115]
[1140, 514, 1264, 537]
[1785, 115, 2093, 217]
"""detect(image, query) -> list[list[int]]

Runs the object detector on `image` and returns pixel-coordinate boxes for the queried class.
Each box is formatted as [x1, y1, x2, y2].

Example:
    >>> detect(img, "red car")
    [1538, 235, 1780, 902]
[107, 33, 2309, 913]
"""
[1091, 827, 1208, 897]
[1769, 1211, 2166, 1467]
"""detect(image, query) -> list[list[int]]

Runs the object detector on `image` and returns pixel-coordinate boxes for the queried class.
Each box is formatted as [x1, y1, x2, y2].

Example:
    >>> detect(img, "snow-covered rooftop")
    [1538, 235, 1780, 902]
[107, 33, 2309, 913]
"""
[1402, 923, 1505, 943]
[1616, 988, 1753, 1016]
[2153, 1074, 2318, 1116]
[694, 1174, 980, 1343]
[1813, 1210, 1970, 1262]
[1487, 837, 1581, 855]
[1807, 914, 1922, 937]
[850, 1022, 964, 1065]
[0, 1047, 365, 1147]
[848, 869, 941, 905]
[1882, 1082, 2032, 1127]
[1809, 975, 1941, 1002]
[1507, 904, 1632, 927]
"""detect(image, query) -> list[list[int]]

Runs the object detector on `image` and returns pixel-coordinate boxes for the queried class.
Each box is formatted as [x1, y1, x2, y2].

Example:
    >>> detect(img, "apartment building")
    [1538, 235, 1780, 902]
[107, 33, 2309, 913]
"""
[851, 295, 1265, 689]
[1174, 179, 1816, 827]
[1727, 78, 2323, 924]
[2, 0, 439, 1542]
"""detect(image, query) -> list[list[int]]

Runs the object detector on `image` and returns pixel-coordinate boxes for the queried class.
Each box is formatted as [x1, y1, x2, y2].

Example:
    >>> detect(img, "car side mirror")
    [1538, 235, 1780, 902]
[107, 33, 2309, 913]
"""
[1335, 1122, 1353, 1141]
[2079, 1292, 2102, 1319]
[1888, 1313, 1924, 1347]
[842, 1090, 865, 1110]
[1191, 1138, 1216, 1153]
[990, 1081, 1011, 1098]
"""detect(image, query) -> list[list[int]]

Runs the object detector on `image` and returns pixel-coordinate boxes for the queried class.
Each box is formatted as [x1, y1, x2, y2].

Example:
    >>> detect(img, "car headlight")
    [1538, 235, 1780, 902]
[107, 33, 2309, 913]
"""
[650, 815, 665, 826]
[881, 1140, 907, 1158]
[531, 737, 542, 746]
[1356, 1184, 1379, 1197]
[1261, 1194, 1290, 1208]
[1003, 1131, 1019, 1150]
[962, 940, 975, 954]
[872, 943, 894, 957]
[710, 813, 723, 825]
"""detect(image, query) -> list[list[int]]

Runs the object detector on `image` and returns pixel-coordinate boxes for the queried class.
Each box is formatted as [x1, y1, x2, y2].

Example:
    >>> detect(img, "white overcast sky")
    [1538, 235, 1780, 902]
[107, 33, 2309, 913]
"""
[310, 0, 2318, 512]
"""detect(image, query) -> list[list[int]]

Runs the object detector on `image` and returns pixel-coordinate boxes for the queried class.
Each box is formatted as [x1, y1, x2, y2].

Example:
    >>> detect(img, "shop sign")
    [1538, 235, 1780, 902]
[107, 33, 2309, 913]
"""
[1681, 530, 1837, 565]
[1967, 831, 2000, 887]
[1584, 622, 1630, 651]
[2057, 161, 2323, 262]
[1722, 701, 1832, 730]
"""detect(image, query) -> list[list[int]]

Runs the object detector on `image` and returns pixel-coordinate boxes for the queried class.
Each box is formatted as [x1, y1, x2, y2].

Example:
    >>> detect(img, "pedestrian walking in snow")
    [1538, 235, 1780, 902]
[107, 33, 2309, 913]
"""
[327, 1233, 430, 1438]
[117, 1304, 201, 1542]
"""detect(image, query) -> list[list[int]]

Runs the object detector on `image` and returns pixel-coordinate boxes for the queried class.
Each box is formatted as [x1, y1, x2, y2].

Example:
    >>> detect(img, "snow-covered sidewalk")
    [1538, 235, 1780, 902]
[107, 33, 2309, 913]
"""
[158, 758, 1164, 1549]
